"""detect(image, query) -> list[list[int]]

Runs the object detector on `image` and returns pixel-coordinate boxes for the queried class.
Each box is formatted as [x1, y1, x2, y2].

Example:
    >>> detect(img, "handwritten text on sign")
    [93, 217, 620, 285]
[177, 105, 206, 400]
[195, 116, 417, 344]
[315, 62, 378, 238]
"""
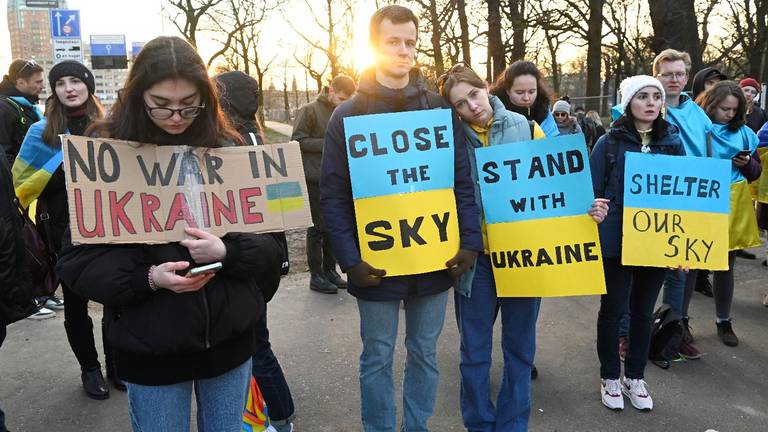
[475, 134, 605, 297]
[621, 152, 731, 270]
[61, 135, 312, 244]
[343, 110, 459, 276]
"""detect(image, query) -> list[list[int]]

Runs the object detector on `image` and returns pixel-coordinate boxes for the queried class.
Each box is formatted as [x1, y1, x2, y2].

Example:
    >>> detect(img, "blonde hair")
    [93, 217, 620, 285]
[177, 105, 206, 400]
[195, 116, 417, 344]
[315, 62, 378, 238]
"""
[652, 49, 692, 76]
[585, 110, 602, 127]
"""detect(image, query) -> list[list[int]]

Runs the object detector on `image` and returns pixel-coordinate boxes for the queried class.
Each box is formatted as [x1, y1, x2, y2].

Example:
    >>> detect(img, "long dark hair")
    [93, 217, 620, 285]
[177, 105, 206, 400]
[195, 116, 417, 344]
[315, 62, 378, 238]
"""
[613, 102, 669, 142]
[489, 60, 552, 123]
[696, 80, 747, 131]
[42, 93, 104, 147]
[88, 36, 242, 147]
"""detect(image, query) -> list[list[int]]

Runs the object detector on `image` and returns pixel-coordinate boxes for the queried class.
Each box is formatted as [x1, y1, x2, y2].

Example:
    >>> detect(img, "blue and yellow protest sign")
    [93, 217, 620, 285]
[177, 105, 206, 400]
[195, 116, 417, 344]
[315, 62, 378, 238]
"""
[622, 153, 731, 270]
[344, 109, 459, 276]
[475, 134, 605, 297]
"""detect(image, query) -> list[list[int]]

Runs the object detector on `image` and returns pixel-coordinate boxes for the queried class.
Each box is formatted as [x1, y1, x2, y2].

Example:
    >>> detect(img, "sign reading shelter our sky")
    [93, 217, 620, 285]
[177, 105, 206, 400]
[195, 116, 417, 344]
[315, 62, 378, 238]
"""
[475, 134, 605, 297]
[622, 153, 731, 270]
[343, 109, 459, 276]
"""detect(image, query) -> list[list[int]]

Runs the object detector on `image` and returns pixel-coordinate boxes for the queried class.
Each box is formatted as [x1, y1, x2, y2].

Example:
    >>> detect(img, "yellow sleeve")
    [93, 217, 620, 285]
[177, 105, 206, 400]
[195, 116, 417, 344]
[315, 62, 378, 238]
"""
[532, 122, 546, 140]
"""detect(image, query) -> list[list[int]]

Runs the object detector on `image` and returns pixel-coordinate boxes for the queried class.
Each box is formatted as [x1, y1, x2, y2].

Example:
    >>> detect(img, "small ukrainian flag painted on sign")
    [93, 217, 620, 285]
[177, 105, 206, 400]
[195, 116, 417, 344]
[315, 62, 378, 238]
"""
[266, 182, 304, 213]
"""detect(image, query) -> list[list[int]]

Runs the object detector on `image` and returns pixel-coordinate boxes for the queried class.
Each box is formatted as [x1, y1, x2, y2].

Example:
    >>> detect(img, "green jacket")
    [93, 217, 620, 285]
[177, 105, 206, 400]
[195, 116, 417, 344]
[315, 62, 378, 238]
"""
[291, 89, 334, 183]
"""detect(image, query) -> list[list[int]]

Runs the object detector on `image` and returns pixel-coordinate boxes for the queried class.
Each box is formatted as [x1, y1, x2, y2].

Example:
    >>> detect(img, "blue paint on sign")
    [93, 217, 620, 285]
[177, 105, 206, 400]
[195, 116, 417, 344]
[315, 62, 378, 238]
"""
[50, 9, 80, 38]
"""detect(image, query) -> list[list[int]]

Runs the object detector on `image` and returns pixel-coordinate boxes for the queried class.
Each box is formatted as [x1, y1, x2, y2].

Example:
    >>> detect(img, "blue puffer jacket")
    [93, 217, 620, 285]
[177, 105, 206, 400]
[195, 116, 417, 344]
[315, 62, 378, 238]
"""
[589, 120, 685, 258]
[455, 95, 532, 298]
[320, 68, 483, 301]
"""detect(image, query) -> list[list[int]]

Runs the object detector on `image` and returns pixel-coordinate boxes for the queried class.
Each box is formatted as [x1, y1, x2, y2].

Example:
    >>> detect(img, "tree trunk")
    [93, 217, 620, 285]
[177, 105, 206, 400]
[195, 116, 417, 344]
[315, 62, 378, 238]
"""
[648, 0, 702, 72]
[456, 0, 471, 64]
[585, 0, 604, 111]
[487, 0, 505, 81]
[428, 0, 445, 76]
[508, 0, 526, 62]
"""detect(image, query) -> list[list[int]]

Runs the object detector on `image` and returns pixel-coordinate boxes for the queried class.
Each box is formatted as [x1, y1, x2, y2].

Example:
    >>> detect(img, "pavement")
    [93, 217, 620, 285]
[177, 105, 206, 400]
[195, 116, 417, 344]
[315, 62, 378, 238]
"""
[2, 237, 767, 432]
[265, 121, 293, 138]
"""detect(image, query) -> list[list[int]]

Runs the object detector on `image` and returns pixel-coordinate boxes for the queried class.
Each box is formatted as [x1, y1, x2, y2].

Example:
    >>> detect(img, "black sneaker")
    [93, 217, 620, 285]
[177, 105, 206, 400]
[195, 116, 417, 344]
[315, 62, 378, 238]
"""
[694, 274, 714, 298]
[716, 320, 739, 347]
[531, 364, 538, 380]
[734, 249, 756, 260]
[324, 269, 348, 288]
[81, 367, 110, 400]
[310, 273, 338, 294]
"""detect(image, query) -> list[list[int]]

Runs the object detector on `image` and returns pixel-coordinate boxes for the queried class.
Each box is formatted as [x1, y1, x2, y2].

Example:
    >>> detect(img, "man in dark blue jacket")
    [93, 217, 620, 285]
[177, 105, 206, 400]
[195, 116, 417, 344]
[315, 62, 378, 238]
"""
[320, 5, 482, 431]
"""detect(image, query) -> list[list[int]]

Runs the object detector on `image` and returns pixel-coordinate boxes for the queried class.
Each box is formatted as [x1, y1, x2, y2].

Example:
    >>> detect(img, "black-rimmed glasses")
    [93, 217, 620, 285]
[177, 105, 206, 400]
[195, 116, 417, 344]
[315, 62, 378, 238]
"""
[145, 104, 206, 120]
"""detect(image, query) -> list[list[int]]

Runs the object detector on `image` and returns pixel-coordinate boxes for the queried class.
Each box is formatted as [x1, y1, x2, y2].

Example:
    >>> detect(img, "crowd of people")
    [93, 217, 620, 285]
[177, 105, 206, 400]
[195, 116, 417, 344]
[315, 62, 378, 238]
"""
[0, 4, 766, 432]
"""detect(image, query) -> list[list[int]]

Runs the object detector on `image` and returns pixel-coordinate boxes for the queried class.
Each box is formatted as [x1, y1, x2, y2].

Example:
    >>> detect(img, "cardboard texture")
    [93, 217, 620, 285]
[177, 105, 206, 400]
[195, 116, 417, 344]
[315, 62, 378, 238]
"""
[61, 135, 312, 244]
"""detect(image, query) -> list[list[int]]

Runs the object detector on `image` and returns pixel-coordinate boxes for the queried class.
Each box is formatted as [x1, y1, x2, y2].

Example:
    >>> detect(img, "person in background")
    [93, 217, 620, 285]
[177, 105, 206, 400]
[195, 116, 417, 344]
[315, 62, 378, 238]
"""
[583, 110, 606, 153]
[292, 75, 356, 295]
[552, 98, 582, 136]
[56, 36, 284, 432]
[757, 121, 768, 303]
[490, 60, 560, 137]
[215, 70, 296, 432]
[590, 75, 684, 412]
[574, 105, 587, 129]
[12, 60, 120, 399]
[690, 66, 728, 100]
[739, 78, 767, 133]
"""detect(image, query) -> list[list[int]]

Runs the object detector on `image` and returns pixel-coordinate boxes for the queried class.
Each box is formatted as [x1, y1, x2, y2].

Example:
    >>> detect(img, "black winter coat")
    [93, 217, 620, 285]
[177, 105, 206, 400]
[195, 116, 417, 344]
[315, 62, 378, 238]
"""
[0, 78, 41, 164]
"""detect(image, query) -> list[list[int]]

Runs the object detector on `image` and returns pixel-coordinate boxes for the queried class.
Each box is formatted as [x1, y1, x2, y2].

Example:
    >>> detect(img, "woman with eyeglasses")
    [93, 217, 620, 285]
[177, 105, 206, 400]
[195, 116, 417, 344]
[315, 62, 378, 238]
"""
[489, 60, 560, 137]
[54, 37, 284, 432]
[438, 63, 608, 431]
[552, 98, 582, 136]
[12, 60, 120, 399]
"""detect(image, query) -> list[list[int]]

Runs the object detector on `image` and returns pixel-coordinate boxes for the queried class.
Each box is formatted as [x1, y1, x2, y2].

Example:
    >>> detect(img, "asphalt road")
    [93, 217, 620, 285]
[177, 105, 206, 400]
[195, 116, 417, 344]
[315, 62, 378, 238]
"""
[2, 242, 767, 432]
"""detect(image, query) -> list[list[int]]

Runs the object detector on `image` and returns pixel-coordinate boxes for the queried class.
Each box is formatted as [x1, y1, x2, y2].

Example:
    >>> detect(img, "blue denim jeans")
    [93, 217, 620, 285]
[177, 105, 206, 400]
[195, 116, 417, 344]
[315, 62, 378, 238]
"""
[125, 359, 251, 432]
[619, 269, 685, 336]
[357, 290, 449, 432]
[454, 256, 540, 432]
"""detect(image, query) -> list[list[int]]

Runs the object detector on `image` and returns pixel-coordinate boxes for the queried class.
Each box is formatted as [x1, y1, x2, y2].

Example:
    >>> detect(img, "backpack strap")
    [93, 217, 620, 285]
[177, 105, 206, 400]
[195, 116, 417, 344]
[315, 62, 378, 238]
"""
[0, 95, 27, 126]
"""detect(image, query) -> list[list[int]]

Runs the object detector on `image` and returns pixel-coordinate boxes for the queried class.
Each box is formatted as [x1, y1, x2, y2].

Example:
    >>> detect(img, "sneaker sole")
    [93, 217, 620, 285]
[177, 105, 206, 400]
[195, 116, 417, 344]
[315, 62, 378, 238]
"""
[622, 389, 653, 412]
[601, 399, 624, 411]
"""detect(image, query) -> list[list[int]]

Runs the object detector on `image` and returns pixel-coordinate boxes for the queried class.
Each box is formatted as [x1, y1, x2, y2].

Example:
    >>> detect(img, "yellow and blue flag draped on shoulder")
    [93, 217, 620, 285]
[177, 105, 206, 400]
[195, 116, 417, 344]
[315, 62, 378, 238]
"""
[621, 152, 731, 270]
[12, 119, 63, 209]
[343, 109, 460, 276]
[709, 123, 761, 250]
[474, 134, 605, 297]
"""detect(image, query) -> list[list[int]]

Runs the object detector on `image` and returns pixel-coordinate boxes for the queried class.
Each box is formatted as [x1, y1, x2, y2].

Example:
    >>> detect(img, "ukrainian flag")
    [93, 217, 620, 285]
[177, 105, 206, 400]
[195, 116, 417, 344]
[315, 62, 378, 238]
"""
[266, 182, 304, 213]
[12, 119, 63, 209]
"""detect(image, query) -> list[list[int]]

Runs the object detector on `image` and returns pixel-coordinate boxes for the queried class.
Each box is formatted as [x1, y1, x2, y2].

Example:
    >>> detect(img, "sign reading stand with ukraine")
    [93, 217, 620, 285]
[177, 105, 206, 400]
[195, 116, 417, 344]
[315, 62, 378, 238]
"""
[622, 153, 731, 270]
[344, 109, 459, 276]
[475, 134, 605, 297]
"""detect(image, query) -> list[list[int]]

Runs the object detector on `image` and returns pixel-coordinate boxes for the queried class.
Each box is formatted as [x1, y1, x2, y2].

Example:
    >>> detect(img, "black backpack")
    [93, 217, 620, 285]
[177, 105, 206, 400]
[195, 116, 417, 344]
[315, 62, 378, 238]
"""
[649, 303, 683, 369]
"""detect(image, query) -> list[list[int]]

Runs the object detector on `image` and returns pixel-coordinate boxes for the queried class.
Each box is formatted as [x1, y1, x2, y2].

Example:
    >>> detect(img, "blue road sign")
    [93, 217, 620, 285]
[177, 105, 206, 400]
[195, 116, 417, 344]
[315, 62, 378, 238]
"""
[50, 9, 80, 38]
[90, 35, 127, 56]
[132, 42, 145, 58]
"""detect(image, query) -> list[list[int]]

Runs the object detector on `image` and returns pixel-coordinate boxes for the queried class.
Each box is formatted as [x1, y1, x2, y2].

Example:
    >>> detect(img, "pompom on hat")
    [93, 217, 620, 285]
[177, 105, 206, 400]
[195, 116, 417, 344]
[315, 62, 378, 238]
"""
[619, 75, 665, 112]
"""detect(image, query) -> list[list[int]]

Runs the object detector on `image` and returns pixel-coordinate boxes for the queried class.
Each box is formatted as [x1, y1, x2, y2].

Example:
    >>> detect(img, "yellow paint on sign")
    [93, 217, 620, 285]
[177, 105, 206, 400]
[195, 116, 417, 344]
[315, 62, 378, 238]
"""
[486, 215, 606, 297]
[354, 189, 459, 276]
[622, 208, 729, 270]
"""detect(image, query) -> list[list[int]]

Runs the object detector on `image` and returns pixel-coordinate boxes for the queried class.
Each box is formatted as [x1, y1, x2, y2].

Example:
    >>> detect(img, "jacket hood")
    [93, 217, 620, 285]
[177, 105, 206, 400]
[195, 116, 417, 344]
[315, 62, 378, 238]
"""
[356, 67, 429, 111]
[690, 67, 727, 100]
[215, 71, 259, 124]
[0, 76, 39, 104]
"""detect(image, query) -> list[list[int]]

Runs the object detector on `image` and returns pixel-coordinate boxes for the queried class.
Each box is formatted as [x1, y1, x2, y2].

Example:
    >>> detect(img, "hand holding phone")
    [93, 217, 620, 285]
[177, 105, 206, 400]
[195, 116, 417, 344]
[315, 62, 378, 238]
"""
[185, 262, 223, 278]
[735, 150, 752, 158]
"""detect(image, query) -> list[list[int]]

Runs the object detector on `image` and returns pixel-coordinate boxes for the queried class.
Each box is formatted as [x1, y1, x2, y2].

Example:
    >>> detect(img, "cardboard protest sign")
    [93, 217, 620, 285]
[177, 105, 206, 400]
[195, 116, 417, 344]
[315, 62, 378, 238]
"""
[343, 109, 459, 276]
[475, 134, 605, 297]
[622, 153, 730, 270]
[61, 135, 312, 244]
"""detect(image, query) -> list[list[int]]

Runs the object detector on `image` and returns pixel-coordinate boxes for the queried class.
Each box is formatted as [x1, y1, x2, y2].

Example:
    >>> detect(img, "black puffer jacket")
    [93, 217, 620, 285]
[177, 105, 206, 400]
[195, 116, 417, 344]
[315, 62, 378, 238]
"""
[0, 77, 41, 163]
[215, 71, 263, 145]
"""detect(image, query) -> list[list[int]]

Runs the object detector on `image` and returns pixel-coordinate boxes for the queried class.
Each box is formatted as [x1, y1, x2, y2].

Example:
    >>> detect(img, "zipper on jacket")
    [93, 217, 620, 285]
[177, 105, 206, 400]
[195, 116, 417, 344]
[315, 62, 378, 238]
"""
[200, 287, 211, 349]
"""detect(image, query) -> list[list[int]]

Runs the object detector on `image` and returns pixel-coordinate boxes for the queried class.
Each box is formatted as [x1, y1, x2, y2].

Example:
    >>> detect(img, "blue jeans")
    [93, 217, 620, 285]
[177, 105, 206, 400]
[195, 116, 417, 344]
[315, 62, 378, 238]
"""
[454, 256, 540, 432]
[619, 269, 685, 336]
[125, 359, 251, 432]
[252, 310, 294, 422]
[357, 290, 449, 432]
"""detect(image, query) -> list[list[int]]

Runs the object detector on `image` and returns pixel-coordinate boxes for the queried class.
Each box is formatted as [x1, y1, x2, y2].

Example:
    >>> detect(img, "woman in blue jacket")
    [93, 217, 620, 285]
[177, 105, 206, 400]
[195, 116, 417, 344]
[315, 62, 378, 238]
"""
[589, 75, 685, 412]
[439, 63, 608, 432]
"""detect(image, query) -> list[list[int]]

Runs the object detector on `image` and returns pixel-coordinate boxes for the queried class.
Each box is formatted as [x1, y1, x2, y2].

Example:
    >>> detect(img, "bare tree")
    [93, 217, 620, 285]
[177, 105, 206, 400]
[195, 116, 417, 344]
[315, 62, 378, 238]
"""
[504, 0, 527, 62]
[287, 0, 355, 78]
[487, 0, 505, 81]
[294, 48, 329, 94]
[163, 0, 225, 49]
[712, 0, 768, 79]
[647, 0, 703, 71]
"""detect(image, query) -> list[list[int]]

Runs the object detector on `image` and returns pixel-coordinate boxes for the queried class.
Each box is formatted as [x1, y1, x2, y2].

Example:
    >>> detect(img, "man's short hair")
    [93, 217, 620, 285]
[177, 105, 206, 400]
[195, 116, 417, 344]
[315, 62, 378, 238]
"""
[369, 5, 419, 45]
[652, 49, 692, 76]
[330, 75, 357, 95]
[7, 58, 43, 82]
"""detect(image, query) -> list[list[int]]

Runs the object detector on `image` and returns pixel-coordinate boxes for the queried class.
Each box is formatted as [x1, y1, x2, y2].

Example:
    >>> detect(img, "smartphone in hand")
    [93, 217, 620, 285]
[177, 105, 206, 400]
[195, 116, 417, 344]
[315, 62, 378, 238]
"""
[185, 262, 222, 278]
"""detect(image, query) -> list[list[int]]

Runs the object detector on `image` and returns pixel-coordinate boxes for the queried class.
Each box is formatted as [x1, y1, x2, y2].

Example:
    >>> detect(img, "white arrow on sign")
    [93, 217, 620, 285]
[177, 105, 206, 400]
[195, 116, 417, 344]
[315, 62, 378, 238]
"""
[55, 11, 62, 35]
[106, 45, 111, 54]
[65, 15, 75, 25]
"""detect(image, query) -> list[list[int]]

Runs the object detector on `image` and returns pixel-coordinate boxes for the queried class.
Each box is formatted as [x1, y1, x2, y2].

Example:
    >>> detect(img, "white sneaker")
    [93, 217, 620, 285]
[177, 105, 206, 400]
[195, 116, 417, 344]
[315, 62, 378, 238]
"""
[27, 307, 56, 320]
[600, 379, 624, 410]
[43, 296, 65, 310]
[622, 377, 653, 411]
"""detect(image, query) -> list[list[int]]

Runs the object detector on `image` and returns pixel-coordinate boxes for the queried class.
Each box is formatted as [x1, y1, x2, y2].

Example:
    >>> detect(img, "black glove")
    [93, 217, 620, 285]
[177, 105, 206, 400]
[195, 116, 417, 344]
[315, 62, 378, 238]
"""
[445, 249, 479, 278]
[347, 261, 387, 287]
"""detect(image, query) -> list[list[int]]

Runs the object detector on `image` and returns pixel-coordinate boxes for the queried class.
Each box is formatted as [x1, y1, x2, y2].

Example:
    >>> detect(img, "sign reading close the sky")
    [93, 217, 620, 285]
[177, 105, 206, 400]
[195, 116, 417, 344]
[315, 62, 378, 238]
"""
[622, 153, 731, 270]
[343, 109, 459, 276]
[61, 135, 312, 244]
[475, 134, 605, 297]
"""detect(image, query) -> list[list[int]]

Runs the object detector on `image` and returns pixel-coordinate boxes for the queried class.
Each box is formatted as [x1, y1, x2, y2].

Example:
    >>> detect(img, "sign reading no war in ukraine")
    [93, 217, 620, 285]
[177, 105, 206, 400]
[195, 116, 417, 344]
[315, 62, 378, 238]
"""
[343, 109, 459, 276]
[61, 135, 312, 244]
[622, 153, 731, 270]
[475, 134, 605, 297]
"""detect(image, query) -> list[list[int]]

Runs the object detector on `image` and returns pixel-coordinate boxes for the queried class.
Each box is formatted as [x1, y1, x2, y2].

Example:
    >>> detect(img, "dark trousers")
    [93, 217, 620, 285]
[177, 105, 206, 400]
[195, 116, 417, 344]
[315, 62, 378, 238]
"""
[683, 251, 737, 320]
[597, 259, 666, 380]
[1, 324, 6, 432]
[252, 311, 294, 421]
[306, 181, 337, 274]
[62, 283, 101, 371]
